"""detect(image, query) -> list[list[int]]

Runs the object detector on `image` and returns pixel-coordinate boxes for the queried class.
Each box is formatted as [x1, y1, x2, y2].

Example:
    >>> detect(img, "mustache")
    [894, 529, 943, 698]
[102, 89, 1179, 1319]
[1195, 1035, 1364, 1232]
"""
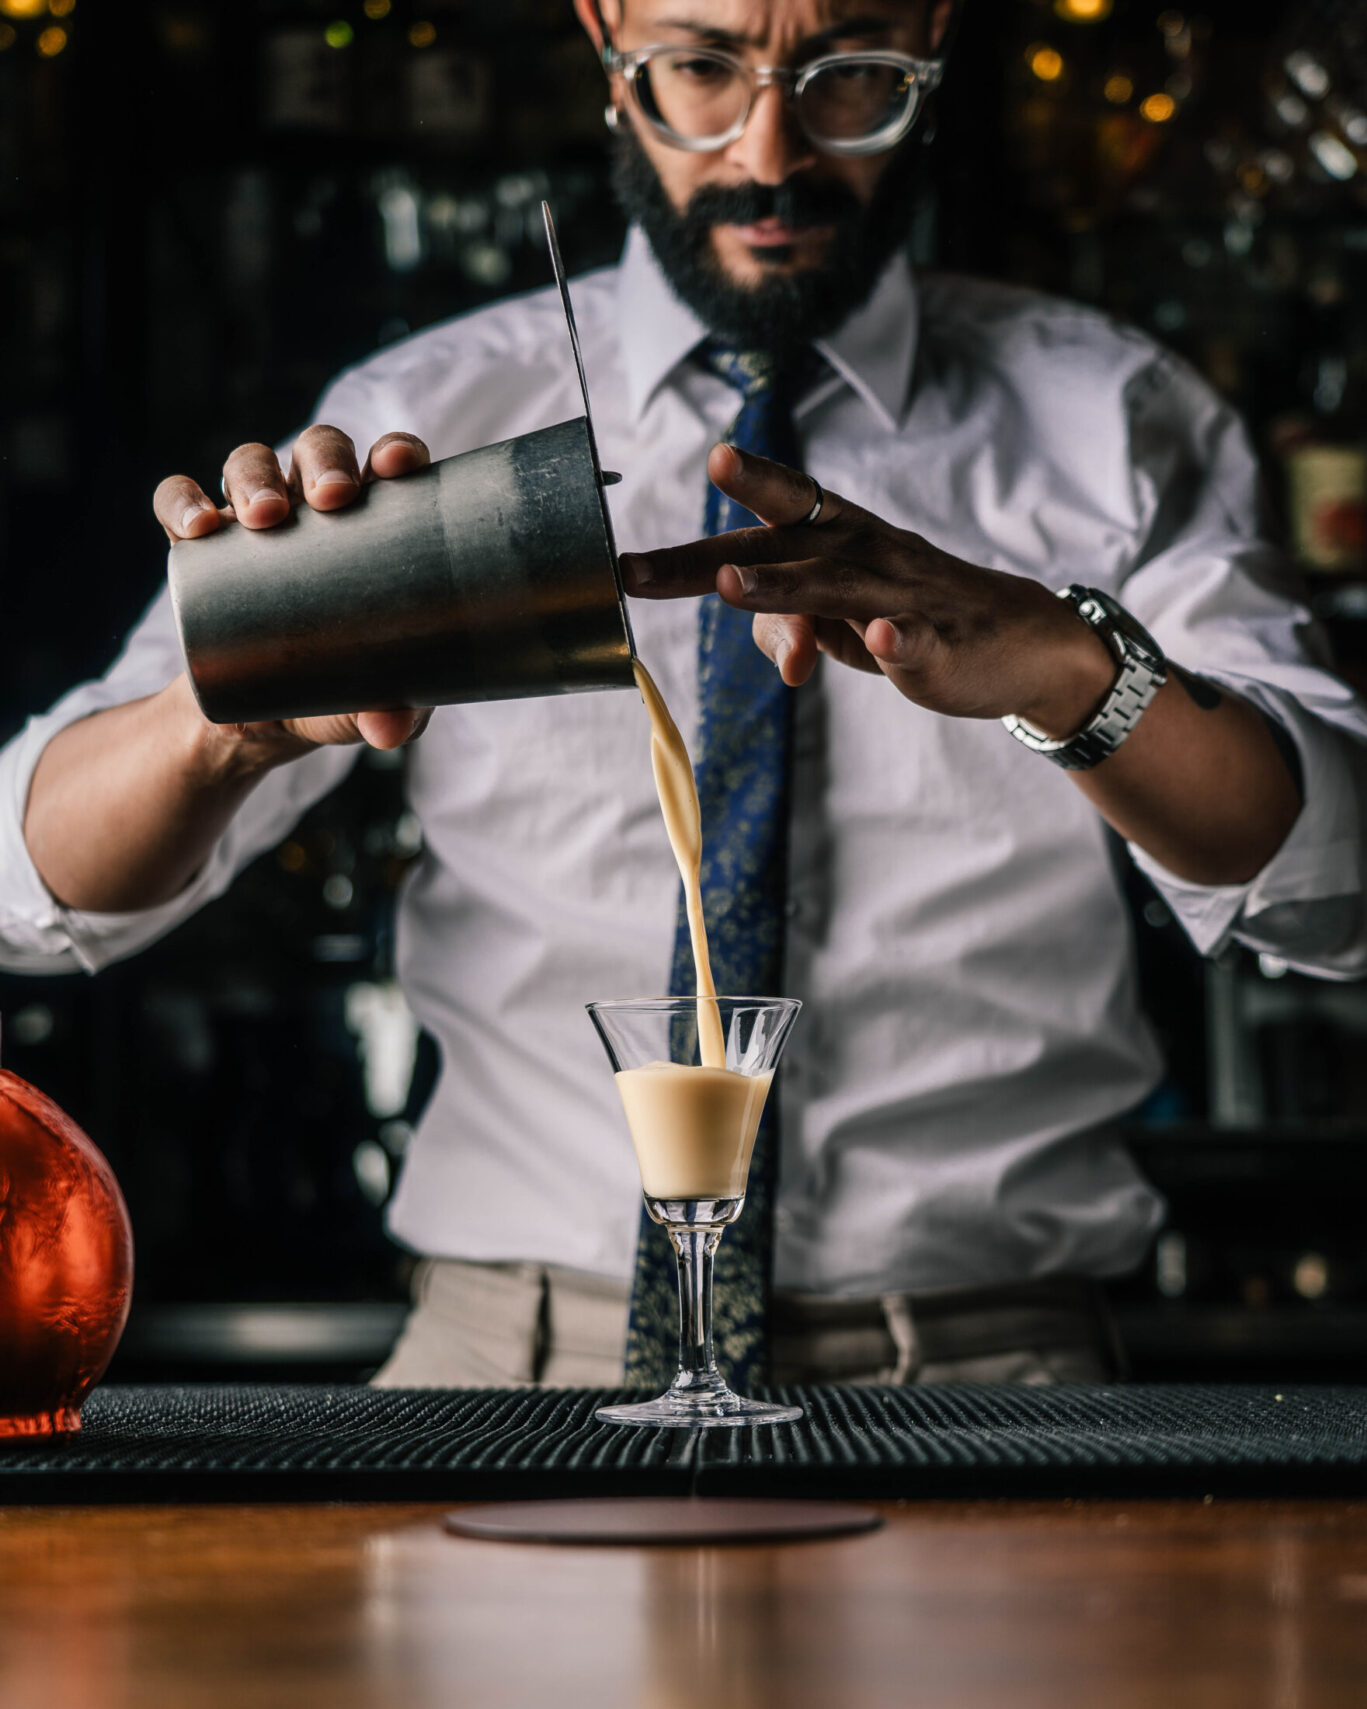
[608, 121, 920, 352]
[682, 176, 863, 231]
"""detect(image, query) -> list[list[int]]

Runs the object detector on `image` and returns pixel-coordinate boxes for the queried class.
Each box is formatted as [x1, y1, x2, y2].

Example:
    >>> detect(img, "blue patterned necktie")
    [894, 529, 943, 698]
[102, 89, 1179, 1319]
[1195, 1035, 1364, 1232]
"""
[624, 342, 819, 1392]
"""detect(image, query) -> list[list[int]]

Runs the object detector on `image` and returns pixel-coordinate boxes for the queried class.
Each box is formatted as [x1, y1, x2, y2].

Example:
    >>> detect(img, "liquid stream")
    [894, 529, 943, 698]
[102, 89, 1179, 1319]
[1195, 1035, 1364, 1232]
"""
[632, 658, 726, 1070]
[623, 659, 773, 1203]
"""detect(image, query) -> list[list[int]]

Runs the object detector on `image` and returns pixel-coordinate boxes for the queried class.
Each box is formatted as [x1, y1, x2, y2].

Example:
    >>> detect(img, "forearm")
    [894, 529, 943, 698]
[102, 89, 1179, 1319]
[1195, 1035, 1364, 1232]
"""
[23, 676, 294, 912]
[1006, 587, 1302, 887]
[1068, 671, 1302, 886]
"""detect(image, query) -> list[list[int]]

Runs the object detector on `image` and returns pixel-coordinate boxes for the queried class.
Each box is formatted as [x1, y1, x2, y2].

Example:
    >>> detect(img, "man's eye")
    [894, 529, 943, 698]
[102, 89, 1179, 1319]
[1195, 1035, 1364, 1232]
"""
[674, 57, 730, 82]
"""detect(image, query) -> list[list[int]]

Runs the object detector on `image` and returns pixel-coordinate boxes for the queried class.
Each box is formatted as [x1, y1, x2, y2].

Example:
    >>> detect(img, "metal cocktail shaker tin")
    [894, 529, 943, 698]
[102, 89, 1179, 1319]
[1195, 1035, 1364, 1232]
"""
[167, 203, 635, 725]
[167, 415, 634, 724]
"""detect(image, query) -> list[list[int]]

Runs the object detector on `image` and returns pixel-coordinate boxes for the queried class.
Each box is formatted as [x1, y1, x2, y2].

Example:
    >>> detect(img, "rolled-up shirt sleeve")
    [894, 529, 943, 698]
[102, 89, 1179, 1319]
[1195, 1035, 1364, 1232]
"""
[0, 582, 359, 975]
[1115, 353, 1367, 975]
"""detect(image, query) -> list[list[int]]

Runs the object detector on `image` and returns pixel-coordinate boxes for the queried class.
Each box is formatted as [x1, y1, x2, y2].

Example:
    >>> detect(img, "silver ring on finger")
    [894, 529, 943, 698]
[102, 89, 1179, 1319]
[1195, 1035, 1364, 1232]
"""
[800, 479, 825, 526]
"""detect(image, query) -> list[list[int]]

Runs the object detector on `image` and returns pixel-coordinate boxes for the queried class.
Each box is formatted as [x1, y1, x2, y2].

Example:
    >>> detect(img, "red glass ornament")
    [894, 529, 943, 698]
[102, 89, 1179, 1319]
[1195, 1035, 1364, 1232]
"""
[0, 1069, 133, 1436]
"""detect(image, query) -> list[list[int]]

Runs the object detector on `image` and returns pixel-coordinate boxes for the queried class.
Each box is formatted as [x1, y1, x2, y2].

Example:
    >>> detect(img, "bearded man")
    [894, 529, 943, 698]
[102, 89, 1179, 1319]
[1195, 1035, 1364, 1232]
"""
[4, 0, 1364, 1391]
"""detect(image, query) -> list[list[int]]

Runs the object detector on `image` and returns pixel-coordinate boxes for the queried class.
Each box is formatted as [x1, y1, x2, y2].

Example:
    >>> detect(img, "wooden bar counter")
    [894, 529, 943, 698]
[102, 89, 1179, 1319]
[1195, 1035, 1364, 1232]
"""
[5, 1497, 1367, 1708]
[5, 1384, 1367, 1705]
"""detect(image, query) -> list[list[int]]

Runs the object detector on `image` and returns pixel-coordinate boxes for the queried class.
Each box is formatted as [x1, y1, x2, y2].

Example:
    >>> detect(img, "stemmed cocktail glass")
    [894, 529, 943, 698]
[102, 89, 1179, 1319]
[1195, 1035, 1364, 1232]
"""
[587, 996, 801, 1429]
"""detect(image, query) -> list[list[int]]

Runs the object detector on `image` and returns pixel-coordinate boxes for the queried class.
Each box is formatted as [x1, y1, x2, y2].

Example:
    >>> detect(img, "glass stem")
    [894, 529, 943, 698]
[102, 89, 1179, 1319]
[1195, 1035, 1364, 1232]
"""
[670, 1226, 725, 1393]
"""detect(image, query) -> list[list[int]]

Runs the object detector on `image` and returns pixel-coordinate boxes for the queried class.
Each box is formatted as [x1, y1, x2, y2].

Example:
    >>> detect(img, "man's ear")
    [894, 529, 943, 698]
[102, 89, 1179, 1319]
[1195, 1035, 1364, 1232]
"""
[571, 0, 620, 59]
[929, 0, 959, 55]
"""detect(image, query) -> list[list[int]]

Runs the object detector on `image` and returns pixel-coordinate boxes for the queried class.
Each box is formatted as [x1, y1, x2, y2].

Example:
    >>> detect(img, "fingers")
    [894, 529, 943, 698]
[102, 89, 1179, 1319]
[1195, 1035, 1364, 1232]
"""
[621, 525, 798, 598]
[863, 614, 939, 676]
[623, 450, 892, 599]
[865, 617, 902, 661]
[750, 612, 888, 684]
[814, 616, 886, 675]
[166, 426, 422, 548]
[285, 424, 362, 512]
[707, 443, 845, 529]
[716, 556, 888, 622]
[154, 474, 223, 543]
[354, 708, 432, 750]
[222, 442, 292, 530]
[362, 432, 431, 482]
[752, 613, 819, 687]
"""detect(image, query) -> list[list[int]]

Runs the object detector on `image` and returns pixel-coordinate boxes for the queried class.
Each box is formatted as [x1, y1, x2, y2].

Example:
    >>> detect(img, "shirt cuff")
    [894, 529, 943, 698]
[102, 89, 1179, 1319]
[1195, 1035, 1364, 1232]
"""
[1127, 675, 1364, 968]
[0, 683, 358, 976]
[0, 682, 244, 973]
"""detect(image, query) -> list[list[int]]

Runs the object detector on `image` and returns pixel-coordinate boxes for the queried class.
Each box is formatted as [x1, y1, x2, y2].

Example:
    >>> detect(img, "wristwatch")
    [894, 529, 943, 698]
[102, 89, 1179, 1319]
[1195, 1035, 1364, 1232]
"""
[1002, 585, 1167, 771]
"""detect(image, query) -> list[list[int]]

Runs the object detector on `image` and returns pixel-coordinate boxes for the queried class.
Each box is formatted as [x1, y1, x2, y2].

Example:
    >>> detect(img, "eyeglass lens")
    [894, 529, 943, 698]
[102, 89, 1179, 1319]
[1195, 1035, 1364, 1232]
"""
[633, 51, 918, 148]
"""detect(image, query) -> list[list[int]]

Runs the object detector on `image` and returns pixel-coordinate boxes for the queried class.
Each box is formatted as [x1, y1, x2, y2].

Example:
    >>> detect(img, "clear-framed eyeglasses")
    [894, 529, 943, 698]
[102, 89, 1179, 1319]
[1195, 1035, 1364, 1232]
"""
[603, 44, 945, 157]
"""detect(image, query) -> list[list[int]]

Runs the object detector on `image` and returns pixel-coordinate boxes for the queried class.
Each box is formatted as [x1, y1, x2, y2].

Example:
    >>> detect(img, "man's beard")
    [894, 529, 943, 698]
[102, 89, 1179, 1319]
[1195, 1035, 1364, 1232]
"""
[610, 123, 924, 355]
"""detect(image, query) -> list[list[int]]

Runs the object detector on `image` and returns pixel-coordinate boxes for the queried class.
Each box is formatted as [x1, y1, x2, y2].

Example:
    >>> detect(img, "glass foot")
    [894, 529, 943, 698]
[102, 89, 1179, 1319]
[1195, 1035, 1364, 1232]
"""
[597, 1392, 803, 1430]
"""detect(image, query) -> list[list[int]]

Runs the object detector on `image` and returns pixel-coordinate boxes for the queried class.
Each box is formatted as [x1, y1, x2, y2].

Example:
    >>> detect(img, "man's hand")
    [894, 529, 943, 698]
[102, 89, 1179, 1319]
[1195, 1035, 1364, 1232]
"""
[621, 444, 1116, 739]
[622, 442, 1303, 887]
[154, 426, 435, 754]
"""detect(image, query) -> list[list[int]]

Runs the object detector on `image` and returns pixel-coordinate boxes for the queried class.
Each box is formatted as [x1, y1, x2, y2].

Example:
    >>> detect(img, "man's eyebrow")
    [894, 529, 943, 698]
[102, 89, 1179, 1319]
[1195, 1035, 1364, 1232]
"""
[652, 14, 899, 50]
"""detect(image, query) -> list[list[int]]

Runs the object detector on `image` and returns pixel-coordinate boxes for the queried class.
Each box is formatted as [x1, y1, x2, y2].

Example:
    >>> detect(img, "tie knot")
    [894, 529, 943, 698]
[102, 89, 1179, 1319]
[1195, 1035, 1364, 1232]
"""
[695, 340, 822, 404]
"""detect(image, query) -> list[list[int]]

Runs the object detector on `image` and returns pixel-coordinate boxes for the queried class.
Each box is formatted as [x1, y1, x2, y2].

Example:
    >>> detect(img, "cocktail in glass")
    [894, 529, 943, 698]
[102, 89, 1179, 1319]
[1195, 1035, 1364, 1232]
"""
[586, 996, 802, 1429]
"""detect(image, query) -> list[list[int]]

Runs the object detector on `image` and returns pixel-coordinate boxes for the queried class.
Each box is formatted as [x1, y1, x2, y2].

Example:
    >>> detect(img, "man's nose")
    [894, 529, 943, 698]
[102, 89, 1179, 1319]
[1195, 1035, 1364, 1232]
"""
[724, 81, 817, 186]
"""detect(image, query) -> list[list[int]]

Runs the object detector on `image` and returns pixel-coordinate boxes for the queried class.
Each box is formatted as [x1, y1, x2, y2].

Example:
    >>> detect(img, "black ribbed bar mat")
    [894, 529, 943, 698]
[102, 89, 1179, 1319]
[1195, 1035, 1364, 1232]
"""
[698, 1383, 1367, 1498]
[2, 1383, 1365, 1503]
[0, 1387, 698, 1503]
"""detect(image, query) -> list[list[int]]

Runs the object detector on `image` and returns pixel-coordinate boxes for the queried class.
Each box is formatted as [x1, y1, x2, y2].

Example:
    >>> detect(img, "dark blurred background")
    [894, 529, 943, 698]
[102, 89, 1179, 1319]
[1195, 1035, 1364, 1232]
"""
[3, 0, 1367, 1381]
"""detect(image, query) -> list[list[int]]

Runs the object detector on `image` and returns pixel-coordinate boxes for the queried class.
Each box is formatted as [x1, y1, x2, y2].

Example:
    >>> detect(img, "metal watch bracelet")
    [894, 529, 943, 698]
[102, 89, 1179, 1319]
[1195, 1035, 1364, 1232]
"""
[1002, 586, 1167, 772]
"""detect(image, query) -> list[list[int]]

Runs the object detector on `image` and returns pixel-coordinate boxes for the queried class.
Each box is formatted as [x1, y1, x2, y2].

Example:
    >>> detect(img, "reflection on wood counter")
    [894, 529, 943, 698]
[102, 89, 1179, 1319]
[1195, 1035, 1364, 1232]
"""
[3, 1499, 1366, 1708]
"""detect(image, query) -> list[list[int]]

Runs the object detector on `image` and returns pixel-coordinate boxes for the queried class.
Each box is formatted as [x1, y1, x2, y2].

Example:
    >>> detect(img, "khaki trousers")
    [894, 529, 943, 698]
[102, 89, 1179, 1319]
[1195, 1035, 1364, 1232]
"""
[371, 1259, 1120, 1389]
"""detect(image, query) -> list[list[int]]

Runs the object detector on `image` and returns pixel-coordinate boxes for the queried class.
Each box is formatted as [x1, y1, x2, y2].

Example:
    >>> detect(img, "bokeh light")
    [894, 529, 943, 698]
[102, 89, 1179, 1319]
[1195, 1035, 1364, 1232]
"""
[1309, 131, 1358, 181]
[1140, 92, 1176, 123]
[363, 0, 391, 16]
[1028, 45, 1065, 83]
[324, 20, 353, 48]
[35, 23, 66, 55]
[1293, 1253, 1329, 1300]
[408, 20, 436, 48]
[1103, 73, 1133, 104]
[1054, 0, 1112, 20]
[48, 0, 75, 15]
[0, 0, 46, 20]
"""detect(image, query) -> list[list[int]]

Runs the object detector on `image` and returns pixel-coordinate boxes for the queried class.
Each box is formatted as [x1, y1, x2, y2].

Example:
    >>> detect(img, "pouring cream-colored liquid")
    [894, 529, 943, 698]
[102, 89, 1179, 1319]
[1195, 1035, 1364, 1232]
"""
[631, 659, 726, 1070]
[615, 660, 774, 1202]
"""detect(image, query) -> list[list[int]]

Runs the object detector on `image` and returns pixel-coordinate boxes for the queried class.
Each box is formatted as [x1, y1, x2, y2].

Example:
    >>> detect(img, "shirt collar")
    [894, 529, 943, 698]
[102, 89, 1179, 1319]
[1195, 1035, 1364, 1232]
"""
[615, 223, 920, 432]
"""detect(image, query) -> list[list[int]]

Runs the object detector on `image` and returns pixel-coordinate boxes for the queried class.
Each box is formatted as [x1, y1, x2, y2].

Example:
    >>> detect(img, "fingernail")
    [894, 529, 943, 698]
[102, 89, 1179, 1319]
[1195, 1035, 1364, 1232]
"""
[313, 470, 355, 489]
[250, 488, 284, 508]
[620, 552, 650, 587]
[181, 502, 212, 533]
[730, 565, 756, 594]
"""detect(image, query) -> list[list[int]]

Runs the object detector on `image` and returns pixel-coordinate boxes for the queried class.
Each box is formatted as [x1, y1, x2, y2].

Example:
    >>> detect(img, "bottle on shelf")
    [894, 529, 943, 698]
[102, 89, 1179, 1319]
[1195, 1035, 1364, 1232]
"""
[1278, 270, 1367, 580]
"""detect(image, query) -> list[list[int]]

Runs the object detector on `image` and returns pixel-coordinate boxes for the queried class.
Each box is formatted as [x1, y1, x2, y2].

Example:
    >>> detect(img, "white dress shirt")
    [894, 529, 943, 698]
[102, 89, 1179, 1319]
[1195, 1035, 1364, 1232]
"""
[3, 229, 1366, 1295]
